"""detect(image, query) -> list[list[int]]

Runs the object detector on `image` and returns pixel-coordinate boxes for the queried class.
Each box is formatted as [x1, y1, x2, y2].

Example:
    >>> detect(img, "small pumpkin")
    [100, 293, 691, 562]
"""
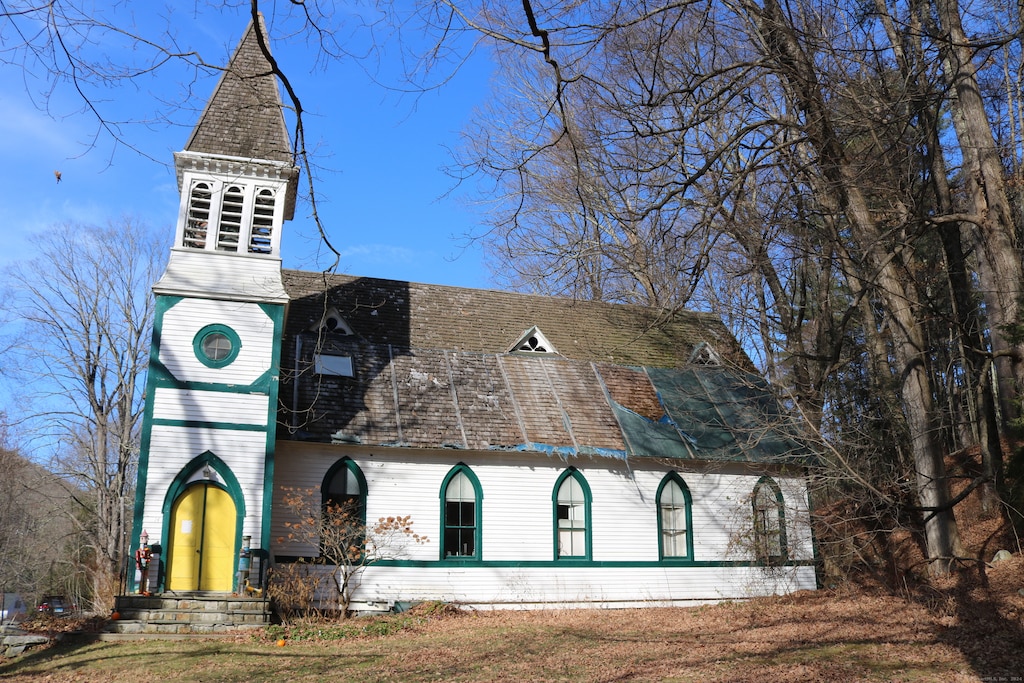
[110, 611, 121, 620]
[276, 638, 286, 647]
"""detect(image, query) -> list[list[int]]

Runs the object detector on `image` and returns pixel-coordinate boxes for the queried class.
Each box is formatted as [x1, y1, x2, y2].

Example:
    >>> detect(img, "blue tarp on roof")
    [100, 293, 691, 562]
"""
[614, 366, 811, 464]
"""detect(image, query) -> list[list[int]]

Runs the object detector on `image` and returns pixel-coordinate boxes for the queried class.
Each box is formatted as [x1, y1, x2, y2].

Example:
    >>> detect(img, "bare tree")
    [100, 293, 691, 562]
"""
[0, 426, 76, 602]
[2, 220, 164, 611]
[277, 486, 426, 618]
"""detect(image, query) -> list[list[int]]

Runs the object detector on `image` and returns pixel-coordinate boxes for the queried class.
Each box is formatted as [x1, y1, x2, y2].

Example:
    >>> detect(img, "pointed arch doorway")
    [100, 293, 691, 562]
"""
[167, 483, 237, 591]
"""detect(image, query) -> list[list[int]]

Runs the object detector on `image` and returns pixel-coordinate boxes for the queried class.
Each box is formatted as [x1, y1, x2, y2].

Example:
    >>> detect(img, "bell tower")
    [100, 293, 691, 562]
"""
[158, 12, 298, 303]
[130, 14, 298, 594]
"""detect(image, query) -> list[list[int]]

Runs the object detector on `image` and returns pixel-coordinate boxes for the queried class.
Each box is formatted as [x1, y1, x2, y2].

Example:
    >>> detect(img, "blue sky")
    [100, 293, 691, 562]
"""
[0, 4, 496, 289]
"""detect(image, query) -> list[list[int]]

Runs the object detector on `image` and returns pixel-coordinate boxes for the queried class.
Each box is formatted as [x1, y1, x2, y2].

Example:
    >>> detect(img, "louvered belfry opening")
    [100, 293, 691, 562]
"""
[183, 182, 212, 249]
[180, 180, 279, 256]
[249, 188, 275, 254]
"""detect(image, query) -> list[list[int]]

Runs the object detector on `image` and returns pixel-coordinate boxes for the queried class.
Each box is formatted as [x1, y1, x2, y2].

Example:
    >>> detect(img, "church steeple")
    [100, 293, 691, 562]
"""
[131, 14, 294, 598]
[159, 13, 298, 303]
[184, 13, 293, 165]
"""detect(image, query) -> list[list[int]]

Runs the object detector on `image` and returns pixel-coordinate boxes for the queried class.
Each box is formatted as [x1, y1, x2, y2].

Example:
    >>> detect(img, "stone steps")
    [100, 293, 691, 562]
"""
[110, 593, 272, 634]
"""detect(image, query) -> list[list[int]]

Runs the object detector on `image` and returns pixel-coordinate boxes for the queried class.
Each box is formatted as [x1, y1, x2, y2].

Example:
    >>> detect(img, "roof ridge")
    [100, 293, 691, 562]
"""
[280, 268, 720, 319]
[183, 12, 293, 163]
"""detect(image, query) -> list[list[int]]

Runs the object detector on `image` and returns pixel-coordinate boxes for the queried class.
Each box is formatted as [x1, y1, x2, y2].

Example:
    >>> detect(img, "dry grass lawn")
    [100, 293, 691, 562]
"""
[3, 555, 1023, 683]
[5, 460, 1023, 682]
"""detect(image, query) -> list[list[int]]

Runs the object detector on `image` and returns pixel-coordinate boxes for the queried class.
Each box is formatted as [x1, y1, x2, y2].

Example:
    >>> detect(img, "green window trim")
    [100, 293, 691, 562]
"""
[657, 472, 694, 560]
[320, 457, 368, 559]
[193, 324, 241, 368]
[322, 457, 367, 524]
[752, 476, 788, 565]
[552, 468, 592, 561]
[439, 464, 483, 561]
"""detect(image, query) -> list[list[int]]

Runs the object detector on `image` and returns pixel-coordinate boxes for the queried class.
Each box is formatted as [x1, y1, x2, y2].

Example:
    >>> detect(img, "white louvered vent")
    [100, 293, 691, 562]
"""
[510, 326, 558, 355]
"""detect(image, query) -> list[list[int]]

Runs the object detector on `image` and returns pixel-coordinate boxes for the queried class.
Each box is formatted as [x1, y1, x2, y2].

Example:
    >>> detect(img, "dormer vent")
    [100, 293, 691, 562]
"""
[311, 308, 354, 336]
[689, 342, 721, 366]
[510, 326, 557, 355]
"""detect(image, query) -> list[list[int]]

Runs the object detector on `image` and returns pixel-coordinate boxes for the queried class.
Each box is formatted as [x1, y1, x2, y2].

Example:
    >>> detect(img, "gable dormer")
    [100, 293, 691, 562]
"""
[510, 326, 558, 355]
[310, 307, 355, 336]
[689, 342, 721, 366]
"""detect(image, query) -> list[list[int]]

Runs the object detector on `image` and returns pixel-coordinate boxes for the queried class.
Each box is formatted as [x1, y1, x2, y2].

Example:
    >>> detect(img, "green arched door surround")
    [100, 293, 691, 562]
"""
[160, 452, 246, 592]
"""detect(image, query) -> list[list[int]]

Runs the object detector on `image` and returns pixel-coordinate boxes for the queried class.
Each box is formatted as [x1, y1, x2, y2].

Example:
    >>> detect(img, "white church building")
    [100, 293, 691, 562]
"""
[129, 16, 817, 612]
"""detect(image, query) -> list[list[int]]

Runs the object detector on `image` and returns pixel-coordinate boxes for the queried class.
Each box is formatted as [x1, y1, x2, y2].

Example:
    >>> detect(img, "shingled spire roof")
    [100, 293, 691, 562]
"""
[184, 13, 293, 163]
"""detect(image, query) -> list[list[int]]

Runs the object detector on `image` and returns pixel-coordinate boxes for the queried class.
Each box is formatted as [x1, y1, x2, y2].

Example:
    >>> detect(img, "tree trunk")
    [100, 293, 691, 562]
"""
[747, 0, 964, 571]
[878, 0, 1008, 511]
[932, 0, 1024, 426]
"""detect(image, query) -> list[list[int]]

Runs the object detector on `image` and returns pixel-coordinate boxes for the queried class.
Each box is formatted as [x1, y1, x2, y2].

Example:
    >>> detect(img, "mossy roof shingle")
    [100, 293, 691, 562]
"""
[278, 271, 810, 464]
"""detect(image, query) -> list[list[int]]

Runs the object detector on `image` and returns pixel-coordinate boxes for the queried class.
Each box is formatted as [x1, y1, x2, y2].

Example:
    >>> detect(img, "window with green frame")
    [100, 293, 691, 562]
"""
[193, 323, 241, 369]
[657, 473, 693, 559]
[752, 476, 787, 565]
[322, 458, 366, 519]
[321, 458, 367, 555]
[441, 465, 482, 560]
[553, 468, 591, 559]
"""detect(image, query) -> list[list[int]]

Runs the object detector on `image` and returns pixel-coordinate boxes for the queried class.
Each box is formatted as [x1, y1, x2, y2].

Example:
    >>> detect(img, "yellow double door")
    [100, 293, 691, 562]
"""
[167, 484, 237, 591]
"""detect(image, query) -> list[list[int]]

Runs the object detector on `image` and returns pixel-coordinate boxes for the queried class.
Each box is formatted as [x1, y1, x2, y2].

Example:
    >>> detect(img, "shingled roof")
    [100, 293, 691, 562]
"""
[278, 271, 809, 464]
[184, 13, 292, 163]
[281, 271, 748, 367]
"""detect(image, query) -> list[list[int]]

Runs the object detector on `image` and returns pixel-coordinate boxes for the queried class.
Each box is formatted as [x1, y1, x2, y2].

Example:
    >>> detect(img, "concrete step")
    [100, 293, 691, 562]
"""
[111, 593, 272, 635]
[108, 619, 266, 634]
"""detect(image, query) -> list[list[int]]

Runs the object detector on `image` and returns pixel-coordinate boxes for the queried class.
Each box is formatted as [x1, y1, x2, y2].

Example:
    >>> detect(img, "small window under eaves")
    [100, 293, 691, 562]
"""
[510, 326, 558, 355]
[310, 307, 354, 336]
[315, 354, 354, 377]
[689, 342, 721, 366]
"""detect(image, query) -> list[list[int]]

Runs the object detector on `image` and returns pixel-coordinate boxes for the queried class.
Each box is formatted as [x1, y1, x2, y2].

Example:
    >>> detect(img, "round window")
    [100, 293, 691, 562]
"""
[194, 325, 241, 368]
[202, 332, 232, 361]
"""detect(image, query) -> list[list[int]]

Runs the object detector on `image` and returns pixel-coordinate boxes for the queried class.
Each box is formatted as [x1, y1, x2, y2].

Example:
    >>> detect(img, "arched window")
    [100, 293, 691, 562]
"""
[657, 473, 693, 560]
[553, 468, 591, 560]
[322, 458, 367, 524]
[752, 477, 787, 565]
[440, 465, 482, 560]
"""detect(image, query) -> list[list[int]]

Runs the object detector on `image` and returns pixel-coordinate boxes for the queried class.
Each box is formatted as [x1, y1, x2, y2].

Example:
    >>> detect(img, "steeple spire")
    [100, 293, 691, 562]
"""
[185, 13, 293, 164]
[158, 14, 298, 304]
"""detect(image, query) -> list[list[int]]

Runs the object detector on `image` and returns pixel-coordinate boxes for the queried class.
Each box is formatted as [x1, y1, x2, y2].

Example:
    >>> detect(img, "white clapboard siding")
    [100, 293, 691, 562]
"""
[159, 298, 278, 385]
[353, 564, 817, 607]
[156, 249, 288, 303]
[272, 442, 815, 607]
[300, 564, 817, 610]
[152, 388, 269, 424]
[141, 424, 268, 549]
